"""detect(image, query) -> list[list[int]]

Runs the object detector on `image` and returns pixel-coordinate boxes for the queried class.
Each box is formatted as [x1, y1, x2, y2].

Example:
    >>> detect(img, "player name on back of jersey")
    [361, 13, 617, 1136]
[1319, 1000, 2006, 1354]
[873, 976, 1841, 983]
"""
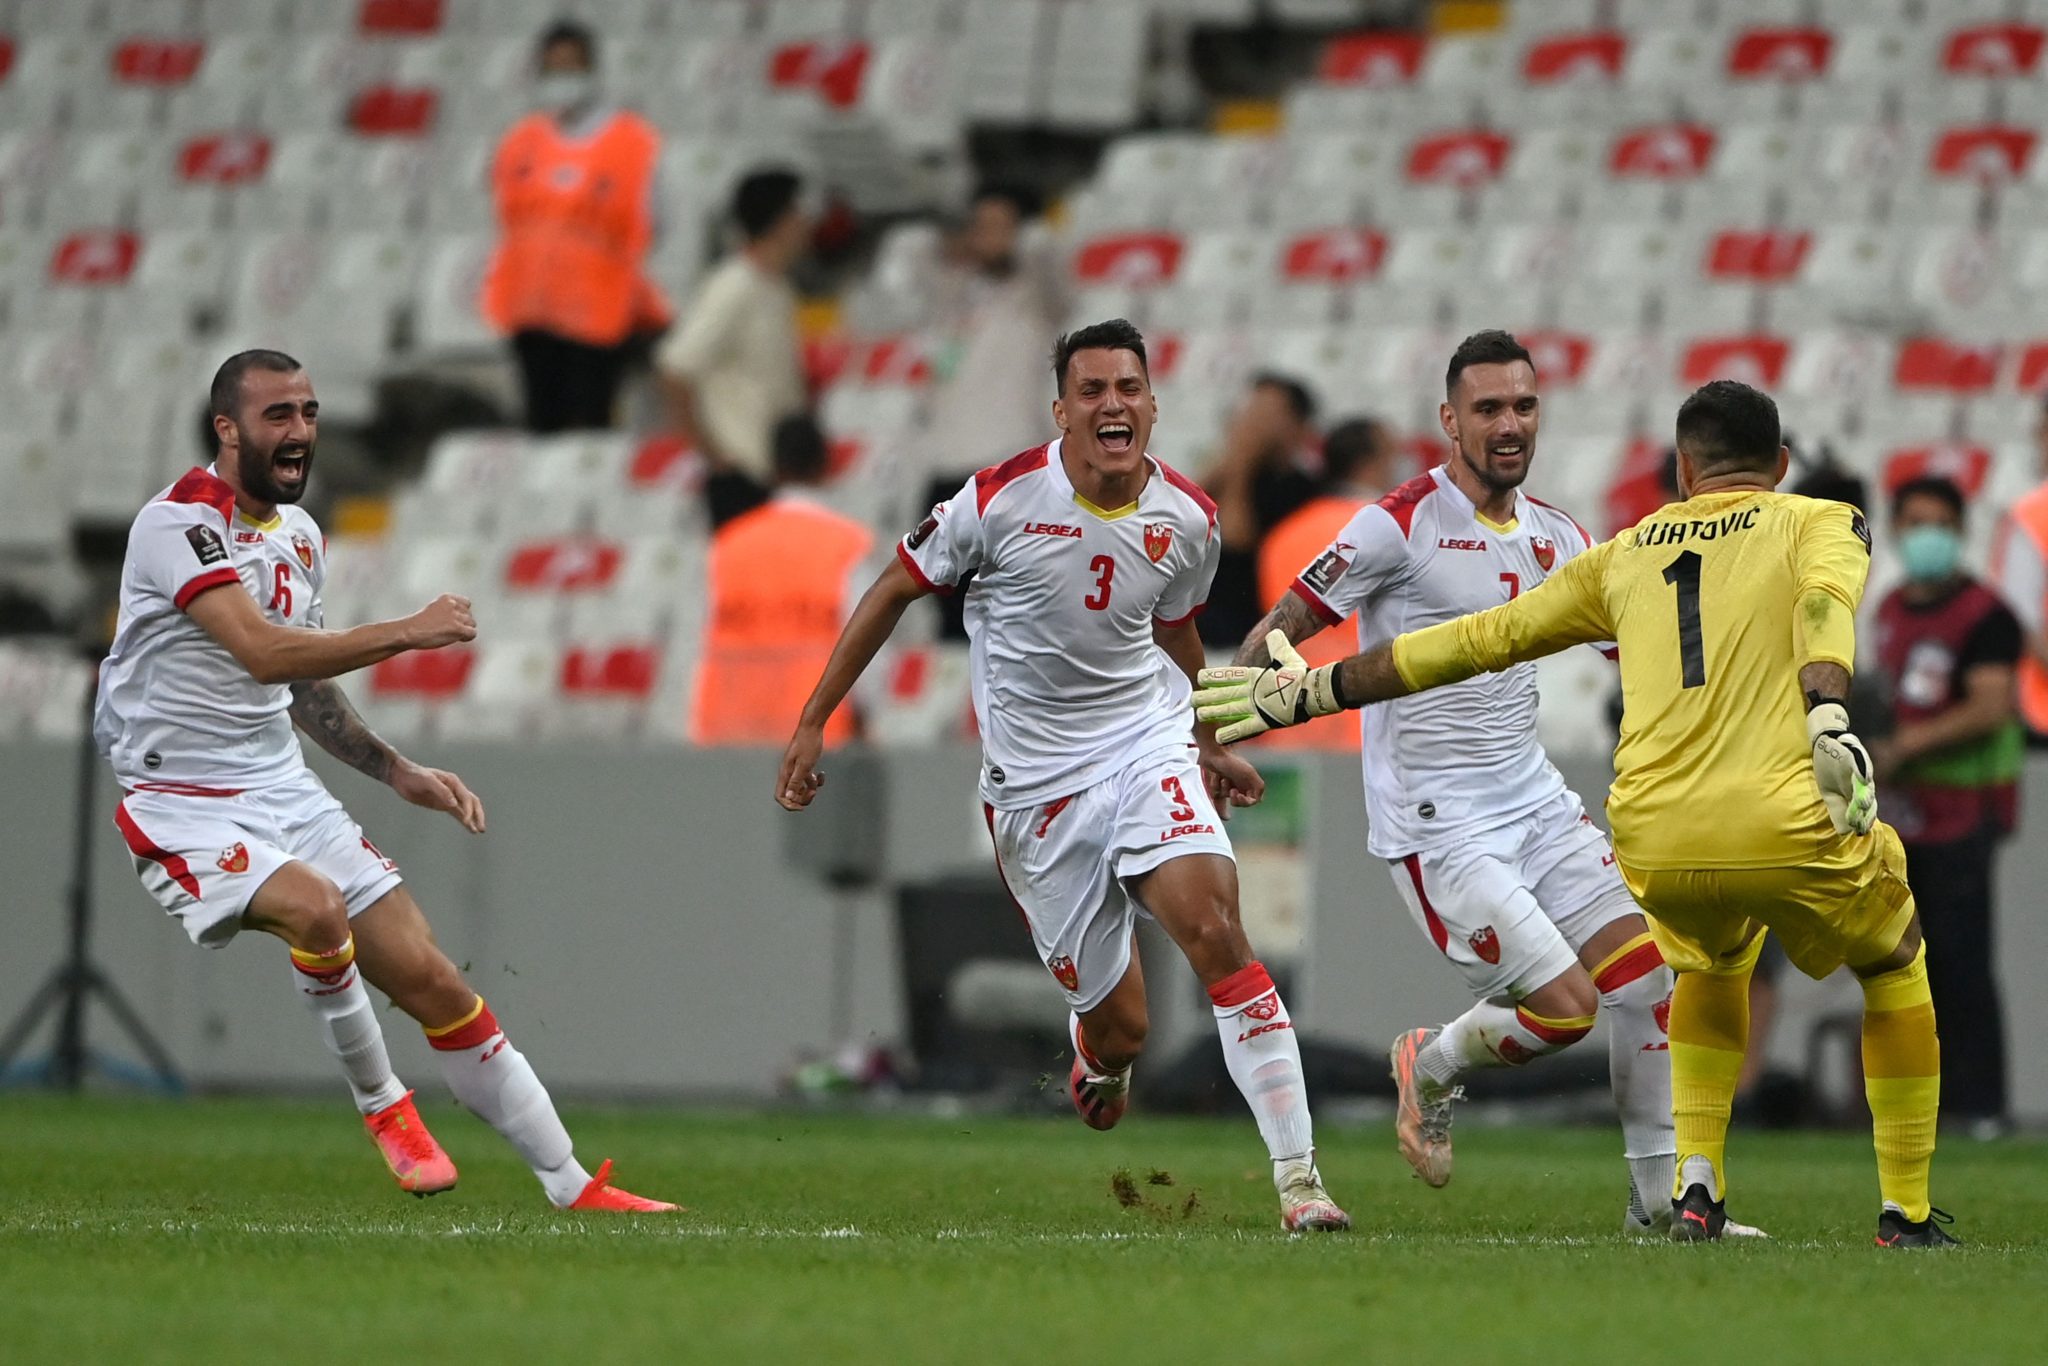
[1632, 505, 1760, 548]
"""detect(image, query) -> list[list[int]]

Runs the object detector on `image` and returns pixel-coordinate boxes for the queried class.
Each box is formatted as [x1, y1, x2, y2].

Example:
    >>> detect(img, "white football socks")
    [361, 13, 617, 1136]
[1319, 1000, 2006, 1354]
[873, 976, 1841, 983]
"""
[1417, 997, 1596, 1085]
[289, 937, 406, 1115]
[1594, 933, 1679, 1203]
[1207, 962, 1314, 1167]
[426, 997, 592, 1206]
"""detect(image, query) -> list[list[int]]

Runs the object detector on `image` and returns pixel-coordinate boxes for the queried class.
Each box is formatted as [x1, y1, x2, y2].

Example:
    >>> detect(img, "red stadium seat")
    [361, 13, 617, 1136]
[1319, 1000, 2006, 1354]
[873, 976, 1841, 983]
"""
[627, 434, 700, 488]
[1893, 337, 2001, 393]
[111, 38, 203, 85]
[371, 646, 474, 698]
[1881, 444, 1992, 499]
[1072, 232, 1183, 285]
[359, 0, 445, 35]
[1318, 32, 1427, 86]
[852, 335, 931, 385]
[2013, 342, 2048, 393]
[1604, 437, 1670, 537]
[1928, 125, 2036, 181]
[1279, 227, 1388, 282]
[0, 35, 15, 82]
[1941, 23, 2045, 78]
[504, 538, 625, 593]
[48, 230, 140, 286]
[1609, 124, 1714, 179]
[1522, 31, 1626, 84]
[1725, 27, 1833, 81]
[560, 644, 659, 699]
[176, 132, 272, 185]
[1679, 335, 1790, 388]
[1406, 129, 1510, 186]
[768, 41, 871, 109]
[1703, 229, 1811, 284]
[346, 84, 438, 136]
[1145, 334, 1185, 381]
[1520, 329, 1592, 387]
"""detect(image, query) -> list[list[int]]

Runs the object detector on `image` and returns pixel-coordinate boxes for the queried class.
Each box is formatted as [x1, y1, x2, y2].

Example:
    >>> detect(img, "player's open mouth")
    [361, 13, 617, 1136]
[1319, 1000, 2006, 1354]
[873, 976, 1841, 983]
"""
[274, 450, 308, 482]
[1490, 442, 1525, 459]
[1097, 423, 1134, 453]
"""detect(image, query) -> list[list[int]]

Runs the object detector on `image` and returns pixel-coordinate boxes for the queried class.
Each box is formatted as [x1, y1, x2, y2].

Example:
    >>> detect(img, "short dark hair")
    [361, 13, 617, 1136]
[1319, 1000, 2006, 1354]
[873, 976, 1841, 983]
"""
[1321, 417, 1389, 486]
[537, 20, 596, 68]
[771, 413, 830, 485]
[1050, 318, 1148, 395]
[1445, 329, 1534, 398]
[1790, 461, 1868, 512]
[1675, 380, 1781, 477]
[972, 180, 1041, 220]
[733, 168, 804, 241]
[1891, 474, 1966, 523]
[1251, 371, 1317, 425]
[209, 349, 301, 422]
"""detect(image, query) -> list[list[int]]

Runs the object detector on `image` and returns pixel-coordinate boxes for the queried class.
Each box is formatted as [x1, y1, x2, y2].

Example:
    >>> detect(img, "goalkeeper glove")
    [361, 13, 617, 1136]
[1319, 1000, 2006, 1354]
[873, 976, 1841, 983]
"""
[1194, 630, 1347, 744]
[1807, 700, 1878, 836]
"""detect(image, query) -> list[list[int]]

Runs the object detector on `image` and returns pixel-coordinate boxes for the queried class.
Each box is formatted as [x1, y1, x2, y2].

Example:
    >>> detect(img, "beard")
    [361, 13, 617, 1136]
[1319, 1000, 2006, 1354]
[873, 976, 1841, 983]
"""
[1459, 441, 1530, 493]
[234, 426, 313, 505]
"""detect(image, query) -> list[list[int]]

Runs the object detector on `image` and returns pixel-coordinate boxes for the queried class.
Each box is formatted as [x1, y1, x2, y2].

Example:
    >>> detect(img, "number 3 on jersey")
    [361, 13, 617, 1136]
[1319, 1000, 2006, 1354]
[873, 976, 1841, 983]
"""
[1083, 554, 1115, 611]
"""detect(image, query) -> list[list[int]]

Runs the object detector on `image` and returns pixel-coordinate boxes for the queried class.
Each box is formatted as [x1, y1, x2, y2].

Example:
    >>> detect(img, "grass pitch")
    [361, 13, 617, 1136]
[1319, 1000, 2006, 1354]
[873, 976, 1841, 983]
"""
[1, 1097, 2041, 1364]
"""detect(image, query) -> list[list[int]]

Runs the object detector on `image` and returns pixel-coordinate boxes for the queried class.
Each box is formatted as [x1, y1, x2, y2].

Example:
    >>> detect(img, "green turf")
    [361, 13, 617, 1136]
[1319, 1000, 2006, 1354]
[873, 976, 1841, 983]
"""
[0, 1097, 2041, 1364]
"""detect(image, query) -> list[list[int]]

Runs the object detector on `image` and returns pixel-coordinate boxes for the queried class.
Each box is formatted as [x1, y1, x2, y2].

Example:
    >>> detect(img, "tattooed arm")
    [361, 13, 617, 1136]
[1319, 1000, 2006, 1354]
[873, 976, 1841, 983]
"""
[1231, 589, 1330, 667]
[289, 679, 397, 782]
[289, 680, 487, 833]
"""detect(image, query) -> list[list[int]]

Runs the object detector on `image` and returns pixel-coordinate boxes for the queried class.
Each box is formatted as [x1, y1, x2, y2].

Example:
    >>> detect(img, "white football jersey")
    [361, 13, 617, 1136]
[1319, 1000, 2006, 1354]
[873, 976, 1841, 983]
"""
[900, 439, 1221, 809]
[95, 465, 327, 792]
[1291, 465, 1608, 858]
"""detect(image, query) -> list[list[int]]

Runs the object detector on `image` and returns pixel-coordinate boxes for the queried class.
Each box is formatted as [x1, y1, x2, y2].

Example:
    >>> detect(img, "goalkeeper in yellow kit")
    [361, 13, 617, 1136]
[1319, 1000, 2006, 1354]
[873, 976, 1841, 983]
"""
[1197, 381, 1955, 1247]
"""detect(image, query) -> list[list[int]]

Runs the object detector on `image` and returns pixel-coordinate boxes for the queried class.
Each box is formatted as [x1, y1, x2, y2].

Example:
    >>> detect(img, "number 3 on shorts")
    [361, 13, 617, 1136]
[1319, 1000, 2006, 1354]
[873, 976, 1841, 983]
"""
[1161, 775, 1197, 822]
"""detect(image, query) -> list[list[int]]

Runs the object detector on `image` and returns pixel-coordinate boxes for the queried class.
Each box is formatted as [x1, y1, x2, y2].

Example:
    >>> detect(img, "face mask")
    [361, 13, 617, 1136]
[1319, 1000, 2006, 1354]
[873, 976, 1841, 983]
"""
[536, 72, 596, 113]
[1897, 524, 1962, 583]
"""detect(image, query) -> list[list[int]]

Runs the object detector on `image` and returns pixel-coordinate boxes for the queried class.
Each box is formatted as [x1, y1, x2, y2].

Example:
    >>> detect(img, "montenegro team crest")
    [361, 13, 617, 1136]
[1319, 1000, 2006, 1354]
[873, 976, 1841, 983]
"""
[1530, 535, 1556, 571]
[1143, 522, 1173, 563]
[216, 843, 250, 874]
[1243, 993, 1282, 1022]
[1046, 955, 1079, 992]
[290, 532, 315, 571]
[1468, 925, 1501, 965]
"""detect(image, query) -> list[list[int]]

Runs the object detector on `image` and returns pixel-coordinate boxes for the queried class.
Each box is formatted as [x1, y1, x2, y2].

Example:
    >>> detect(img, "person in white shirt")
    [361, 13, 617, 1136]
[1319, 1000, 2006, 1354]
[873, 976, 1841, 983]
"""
[776, 320, 1349, 1232]
[97, 350, 673, 1213]
[657, 168, 811, 527]
[1232, 331, 1698, 1236]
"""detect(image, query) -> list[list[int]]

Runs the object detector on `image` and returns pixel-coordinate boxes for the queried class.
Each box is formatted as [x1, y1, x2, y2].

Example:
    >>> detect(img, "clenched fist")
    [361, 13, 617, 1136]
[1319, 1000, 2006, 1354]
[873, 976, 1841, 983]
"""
[404, 594, 476, 650]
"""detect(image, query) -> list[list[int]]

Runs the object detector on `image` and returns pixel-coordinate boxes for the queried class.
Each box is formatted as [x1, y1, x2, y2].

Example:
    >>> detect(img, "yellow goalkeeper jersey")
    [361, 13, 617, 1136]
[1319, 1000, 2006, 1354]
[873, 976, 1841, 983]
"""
[1394, 489, 1872, 870]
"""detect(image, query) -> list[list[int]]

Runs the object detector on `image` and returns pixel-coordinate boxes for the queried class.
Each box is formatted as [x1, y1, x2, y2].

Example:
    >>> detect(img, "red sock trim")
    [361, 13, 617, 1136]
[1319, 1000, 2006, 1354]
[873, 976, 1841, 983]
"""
[1207, 961, 1275, 1009]
[426, 1002, 502, 1052]
[1515, 1005, 1594, 1046]
[1592, 938, 1665, 993]
[1073, 1020, 1104, 1073]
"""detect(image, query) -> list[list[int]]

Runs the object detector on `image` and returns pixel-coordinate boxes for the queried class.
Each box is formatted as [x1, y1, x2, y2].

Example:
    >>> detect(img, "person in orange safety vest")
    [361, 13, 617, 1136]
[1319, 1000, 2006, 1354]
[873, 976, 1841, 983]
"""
[481, 20, 670, 433]
[1990, 394, 2048, 743]
[693, 415, 873, 746]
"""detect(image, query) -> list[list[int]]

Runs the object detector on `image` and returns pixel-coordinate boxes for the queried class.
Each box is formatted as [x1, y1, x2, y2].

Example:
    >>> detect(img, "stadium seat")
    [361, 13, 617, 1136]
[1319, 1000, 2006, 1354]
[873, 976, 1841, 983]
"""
[1405, 128, 1511, 188]
[1725, 26, 1834, 83]
[359, 0, 447, 36]
[413, 233, 495, 352]
[1942, 22, 2046, 79]
[1928, 124, 2037, 182]
[1679, 334, 1792, 389]
[1881, 442, 1993, 499]
[1702, 228, 1811, 286]
[1316, 31, 1425, 88]
[1608, 123, 1714, 181]
[346, 83, 439, 136]
[1894, 336, 2003, 395]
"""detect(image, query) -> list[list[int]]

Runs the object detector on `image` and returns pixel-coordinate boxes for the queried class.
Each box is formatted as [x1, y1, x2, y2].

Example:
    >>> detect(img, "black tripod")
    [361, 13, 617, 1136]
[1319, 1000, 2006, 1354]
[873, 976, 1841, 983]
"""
[0, 669, 182, 1092]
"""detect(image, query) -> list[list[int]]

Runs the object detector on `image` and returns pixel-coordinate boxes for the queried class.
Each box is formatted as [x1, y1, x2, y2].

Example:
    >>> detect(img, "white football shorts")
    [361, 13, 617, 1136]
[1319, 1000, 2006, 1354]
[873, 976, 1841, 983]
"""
[1387, 789, 1642, 1000]
[114, 766, 405, 948]
[985, 743, 1235, 1012]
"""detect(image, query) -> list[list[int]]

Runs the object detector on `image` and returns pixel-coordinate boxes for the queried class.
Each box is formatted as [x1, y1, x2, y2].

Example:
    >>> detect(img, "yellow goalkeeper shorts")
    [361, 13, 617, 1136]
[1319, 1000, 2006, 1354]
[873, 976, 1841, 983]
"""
[1619, 820, 1917, 979]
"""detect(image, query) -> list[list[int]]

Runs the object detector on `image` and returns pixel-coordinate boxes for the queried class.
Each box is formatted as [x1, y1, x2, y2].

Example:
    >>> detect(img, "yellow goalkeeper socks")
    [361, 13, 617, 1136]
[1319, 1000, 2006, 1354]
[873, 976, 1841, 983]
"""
[1859, 943, 1940, 1223]
[1666, 938, 1757, 1200]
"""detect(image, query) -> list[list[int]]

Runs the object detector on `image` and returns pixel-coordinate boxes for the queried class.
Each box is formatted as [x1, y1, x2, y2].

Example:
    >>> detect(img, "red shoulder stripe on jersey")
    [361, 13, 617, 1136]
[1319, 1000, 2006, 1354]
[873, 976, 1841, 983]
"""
[1154, 603, 1205, 628]
[1154, 459, 1218, 528]
[163, 466, 237, 524]
[895, 540, 952, 596]
[1289, 576, 1344, 626]
[114, 800, 202, 900]
[1377, 472, 1439, 538]
[974, 444, 1051, 515]
[1524, 493, 1594, 548]
[173, 566, 242, 611]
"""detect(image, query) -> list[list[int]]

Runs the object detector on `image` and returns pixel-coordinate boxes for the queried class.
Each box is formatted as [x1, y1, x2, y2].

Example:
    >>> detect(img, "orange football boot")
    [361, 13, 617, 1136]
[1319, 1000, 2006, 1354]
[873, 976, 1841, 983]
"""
[363, 1090, 458, 1197]
[567, 1159, 681, 1212]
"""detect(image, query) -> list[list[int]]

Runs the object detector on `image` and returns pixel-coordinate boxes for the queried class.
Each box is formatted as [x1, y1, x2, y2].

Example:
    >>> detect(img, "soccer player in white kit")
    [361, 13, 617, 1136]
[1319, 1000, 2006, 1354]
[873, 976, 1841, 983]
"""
[95, 350, 672, 1212]
[1225, 331, 1685, 1233]
[777, 321, 1348, 1232]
